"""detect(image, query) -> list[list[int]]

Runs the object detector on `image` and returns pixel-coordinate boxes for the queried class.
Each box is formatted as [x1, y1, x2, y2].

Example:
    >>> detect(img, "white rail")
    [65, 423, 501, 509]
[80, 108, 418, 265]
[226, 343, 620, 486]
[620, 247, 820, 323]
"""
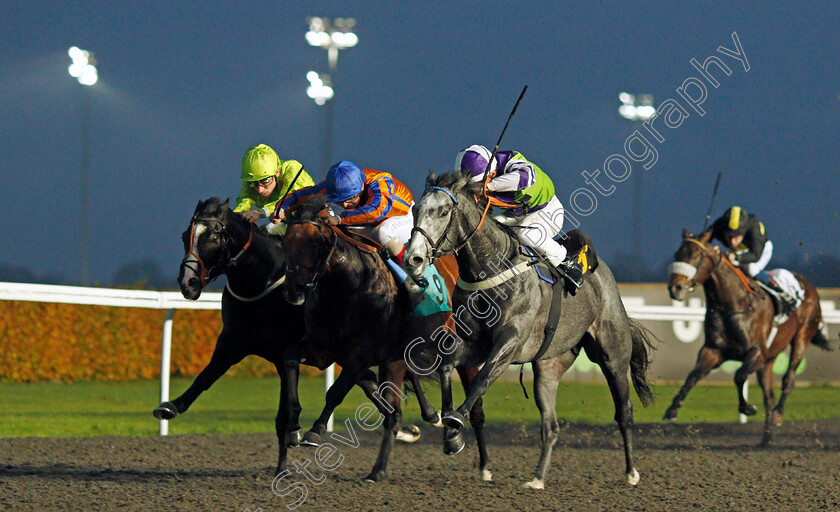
[1, 282, 838, 433]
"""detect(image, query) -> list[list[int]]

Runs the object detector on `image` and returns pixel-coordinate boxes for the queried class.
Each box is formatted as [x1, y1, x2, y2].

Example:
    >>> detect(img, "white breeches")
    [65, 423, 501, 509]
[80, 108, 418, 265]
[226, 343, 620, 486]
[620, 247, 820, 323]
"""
[348, 209, 415, 246]
[735, 240, 773, 277]
[495, 196, 567, 267]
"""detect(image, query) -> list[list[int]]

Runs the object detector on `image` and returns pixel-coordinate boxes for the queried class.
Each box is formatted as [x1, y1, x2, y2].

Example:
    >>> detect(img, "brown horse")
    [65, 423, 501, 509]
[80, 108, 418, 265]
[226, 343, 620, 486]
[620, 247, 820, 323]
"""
[279, 197, 489, 483]
[665, 229, 831, 445]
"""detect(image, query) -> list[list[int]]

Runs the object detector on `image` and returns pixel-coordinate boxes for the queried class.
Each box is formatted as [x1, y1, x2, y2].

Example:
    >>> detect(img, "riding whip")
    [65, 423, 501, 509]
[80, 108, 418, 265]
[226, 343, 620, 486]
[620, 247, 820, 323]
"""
[481, 85, 528, 184]
[701, 172, 723, 232]
[273, 164, 307, 218]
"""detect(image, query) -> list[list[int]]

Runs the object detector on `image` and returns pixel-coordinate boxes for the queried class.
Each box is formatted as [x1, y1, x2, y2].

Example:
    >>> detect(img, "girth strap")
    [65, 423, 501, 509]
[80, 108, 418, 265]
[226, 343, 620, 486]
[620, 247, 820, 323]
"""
[534, 277, 564, 361]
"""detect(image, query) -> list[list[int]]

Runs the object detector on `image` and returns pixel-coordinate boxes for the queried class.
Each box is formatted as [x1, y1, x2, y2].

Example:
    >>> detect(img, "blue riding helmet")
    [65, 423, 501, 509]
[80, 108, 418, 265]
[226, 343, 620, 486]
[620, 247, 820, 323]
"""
[326, 160, 365, 202]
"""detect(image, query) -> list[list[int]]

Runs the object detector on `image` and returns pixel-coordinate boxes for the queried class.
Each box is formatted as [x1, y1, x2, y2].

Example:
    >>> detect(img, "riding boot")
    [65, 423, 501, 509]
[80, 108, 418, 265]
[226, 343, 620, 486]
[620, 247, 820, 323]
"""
[557, 258, 584, 294]
[767, 277, 797, 314]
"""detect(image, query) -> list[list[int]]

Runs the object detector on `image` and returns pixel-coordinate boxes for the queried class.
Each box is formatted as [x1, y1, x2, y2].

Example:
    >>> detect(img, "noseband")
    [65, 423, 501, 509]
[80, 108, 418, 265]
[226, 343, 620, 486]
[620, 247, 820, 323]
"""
[668, 238, 720, 291]
[411, 186, 461, 260]
[181, 215, 254, 287]
[285, 219, 339, 291]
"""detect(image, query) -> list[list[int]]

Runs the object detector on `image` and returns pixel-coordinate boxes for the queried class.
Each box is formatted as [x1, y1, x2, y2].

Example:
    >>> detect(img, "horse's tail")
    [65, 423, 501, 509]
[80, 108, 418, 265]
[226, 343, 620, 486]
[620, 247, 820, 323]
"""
[628, 319, 656, 407]
[811, 328, 832, 351]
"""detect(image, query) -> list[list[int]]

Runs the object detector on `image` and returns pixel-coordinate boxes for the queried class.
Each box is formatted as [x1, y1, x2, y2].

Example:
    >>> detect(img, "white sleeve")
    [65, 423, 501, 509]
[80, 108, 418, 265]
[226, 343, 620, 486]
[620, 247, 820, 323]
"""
[486, 160, 536, 192]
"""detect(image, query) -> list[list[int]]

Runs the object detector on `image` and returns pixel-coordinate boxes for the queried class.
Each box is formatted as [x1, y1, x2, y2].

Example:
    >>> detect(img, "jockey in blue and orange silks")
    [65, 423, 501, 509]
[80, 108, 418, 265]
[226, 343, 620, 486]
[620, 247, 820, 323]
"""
[271, 160, 425, 304]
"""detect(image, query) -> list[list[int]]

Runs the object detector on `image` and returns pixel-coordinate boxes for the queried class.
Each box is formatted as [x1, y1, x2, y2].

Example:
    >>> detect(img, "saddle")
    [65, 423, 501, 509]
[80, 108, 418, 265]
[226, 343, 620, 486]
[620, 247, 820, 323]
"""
[530, 230, 600, 360]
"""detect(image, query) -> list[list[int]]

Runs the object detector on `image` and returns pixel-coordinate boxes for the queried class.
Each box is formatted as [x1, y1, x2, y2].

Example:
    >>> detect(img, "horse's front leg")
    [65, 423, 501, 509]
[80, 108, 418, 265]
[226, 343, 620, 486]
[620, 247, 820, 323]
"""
[154, 335, 244, 420]
[301, 367, 373, 446]
[524, 350, 577, 489]
[663, 346, 723, 420]
[444, 335, 519, 429]
[276, 345, 305, 475]
[362, 364, 407, 482]
[457, 365, 492, 481]
[406, 370, 442, 427]
[734, 345, 764, 417]
[439, 360, 465, 455]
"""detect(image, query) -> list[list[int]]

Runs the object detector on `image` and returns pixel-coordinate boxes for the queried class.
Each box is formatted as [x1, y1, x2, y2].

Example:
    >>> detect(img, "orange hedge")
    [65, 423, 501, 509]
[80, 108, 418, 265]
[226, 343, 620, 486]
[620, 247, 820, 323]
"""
[0, 301, 298, 382]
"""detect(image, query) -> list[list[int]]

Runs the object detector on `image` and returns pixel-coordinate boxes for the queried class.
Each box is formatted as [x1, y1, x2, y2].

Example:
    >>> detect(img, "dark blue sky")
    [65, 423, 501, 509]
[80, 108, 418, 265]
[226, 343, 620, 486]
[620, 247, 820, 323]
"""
[2, 2, 838, 285]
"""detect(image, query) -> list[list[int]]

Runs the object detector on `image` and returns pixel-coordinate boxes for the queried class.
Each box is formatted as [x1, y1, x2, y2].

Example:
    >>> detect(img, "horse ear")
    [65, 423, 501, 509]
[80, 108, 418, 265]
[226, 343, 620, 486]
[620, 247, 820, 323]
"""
[222, 198, 230, 207]
[698, 230, 712, 243]
[682, 228, 691, 239]
[425, 170, 437, 188]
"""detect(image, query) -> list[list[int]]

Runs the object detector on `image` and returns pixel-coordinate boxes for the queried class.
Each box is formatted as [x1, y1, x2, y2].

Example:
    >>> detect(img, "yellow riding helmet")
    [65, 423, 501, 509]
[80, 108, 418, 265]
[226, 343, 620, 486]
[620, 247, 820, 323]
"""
[241, 144, 280, 182]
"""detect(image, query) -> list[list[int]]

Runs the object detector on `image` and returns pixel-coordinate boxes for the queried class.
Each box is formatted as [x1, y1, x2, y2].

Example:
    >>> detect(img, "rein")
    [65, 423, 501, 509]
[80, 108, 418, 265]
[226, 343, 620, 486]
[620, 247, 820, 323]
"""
[671, 237, 755, 295]
[182, 216, 255, 287]
[286, 219, 341, 291]
[412, 185, 495, 259]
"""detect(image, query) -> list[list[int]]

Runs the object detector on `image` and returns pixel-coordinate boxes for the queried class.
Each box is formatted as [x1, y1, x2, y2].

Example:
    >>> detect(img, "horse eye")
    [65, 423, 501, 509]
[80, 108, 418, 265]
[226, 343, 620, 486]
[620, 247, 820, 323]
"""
[439, 208, 450, 218]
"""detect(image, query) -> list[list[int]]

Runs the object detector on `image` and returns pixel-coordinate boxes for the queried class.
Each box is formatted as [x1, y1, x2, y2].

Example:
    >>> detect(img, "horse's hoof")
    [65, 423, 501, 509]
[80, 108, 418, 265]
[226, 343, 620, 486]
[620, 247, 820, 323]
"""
[626, 468, 640, 486]
[285, 429, 303, 448]
[443, 431, 465, 455]
[481, 469, 493, 482]
[429, 411, 444, 428]
[523, 478, 545, 489]
[771, 411, 783, 427]
[662, 408, 678, 421]
[395, 425, 421, 443]
[442, 411, 465, 429]
[739, 403, 758, 416]
[300, 431, 321, 447]
[153, 402, 178, 420]
[362, 471, 387, 483]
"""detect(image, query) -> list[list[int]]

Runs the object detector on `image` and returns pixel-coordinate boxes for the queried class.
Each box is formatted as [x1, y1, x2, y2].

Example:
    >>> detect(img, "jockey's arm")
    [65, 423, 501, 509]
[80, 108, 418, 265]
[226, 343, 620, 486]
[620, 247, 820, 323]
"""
[339, 177, 393, 225]
[736, 227, 767, 264]
[486, 160, 536, 193]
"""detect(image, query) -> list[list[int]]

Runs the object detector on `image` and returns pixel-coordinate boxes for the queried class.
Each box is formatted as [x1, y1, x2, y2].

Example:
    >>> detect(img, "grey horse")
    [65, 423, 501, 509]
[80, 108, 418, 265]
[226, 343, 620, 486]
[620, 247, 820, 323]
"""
[403, 171, 655, 488]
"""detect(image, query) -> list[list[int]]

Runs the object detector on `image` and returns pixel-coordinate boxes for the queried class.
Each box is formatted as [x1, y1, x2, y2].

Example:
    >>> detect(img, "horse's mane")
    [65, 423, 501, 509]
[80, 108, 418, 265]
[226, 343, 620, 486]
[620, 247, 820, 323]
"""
[196, 196, 230, 218]
[427, 170, 522, 244]
[428, 170, 483, 197]
[288, 194, 330, 223]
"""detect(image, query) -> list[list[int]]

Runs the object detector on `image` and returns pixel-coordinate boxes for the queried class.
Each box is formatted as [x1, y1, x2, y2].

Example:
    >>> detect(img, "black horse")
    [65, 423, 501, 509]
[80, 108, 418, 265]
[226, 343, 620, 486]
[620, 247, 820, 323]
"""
[155, 197, 306, 474]
[279, 197, 485, 482]
[156, 198, 432, 475]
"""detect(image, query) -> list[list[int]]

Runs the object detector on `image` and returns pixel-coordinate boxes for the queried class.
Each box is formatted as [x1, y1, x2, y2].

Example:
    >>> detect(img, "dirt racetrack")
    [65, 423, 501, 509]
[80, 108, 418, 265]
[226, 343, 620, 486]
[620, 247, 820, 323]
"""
[2, 420, 839, 511]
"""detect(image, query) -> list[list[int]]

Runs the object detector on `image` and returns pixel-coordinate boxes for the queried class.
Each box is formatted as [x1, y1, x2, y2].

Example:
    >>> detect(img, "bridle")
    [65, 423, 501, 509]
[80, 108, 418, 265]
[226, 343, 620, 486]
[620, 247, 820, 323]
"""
[411, 185, 486, 260]
[180, 215, 254, 288]
[668, 237, 721, 291]
[285, 218, 340, 291]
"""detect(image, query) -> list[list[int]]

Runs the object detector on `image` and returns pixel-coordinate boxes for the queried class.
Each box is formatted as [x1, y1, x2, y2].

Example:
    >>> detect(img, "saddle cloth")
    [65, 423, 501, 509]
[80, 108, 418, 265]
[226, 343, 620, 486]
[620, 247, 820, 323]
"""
[767, 268, 805, 309]
[411, 263, 452, 318]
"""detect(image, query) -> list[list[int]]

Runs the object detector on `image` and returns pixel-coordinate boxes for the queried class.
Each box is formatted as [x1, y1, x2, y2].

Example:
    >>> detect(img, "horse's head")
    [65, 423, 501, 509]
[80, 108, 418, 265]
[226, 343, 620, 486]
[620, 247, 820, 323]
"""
[405, 170, 480, 280]
[667, 228, 719, 300]
[178, 197, 242, 299]
[281, 195, 335, 305]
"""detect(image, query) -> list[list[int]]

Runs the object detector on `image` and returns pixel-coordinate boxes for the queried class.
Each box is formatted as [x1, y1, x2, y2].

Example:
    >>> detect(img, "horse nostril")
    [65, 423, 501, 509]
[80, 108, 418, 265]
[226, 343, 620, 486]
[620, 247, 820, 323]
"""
[187, 277, 200, 288]
[408, 255, 423, 268]
[674, 284, 683, 292]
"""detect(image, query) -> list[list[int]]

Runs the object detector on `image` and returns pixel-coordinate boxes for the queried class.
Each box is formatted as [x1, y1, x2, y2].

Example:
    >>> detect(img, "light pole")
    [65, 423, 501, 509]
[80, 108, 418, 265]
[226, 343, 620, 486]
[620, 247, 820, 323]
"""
[305, 17, 358, 172]
[618, 92, 655, 281]
[68, 47, 98, 286]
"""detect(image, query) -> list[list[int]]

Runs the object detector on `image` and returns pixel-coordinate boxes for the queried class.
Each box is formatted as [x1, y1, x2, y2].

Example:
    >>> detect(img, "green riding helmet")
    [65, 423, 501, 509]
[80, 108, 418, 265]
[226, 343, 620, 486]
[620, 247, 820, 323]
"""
[241, 144, 280, 182]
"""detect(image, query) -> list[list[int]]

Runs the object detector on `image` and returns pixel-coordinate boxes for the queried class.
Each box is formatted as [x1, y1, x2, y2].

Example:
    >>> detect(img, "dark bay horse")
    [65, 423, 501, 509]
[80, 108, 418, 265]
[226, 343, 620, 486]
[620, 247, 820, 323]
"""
[280, 197, 487, 483]
[665, 229, 830, 444]
[404, 171, 655, 488]
[158, 197, 305, 474]
[158, 198, 434, 475]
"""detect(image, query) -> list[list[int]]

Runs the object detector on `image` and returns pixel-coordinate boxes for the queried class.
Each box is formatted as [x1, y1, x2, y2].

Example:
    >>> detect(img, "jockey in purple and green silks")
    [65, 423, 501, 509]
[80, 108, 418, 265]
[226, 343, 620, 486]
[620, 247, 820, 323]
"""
[456, 144, 583, 288]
